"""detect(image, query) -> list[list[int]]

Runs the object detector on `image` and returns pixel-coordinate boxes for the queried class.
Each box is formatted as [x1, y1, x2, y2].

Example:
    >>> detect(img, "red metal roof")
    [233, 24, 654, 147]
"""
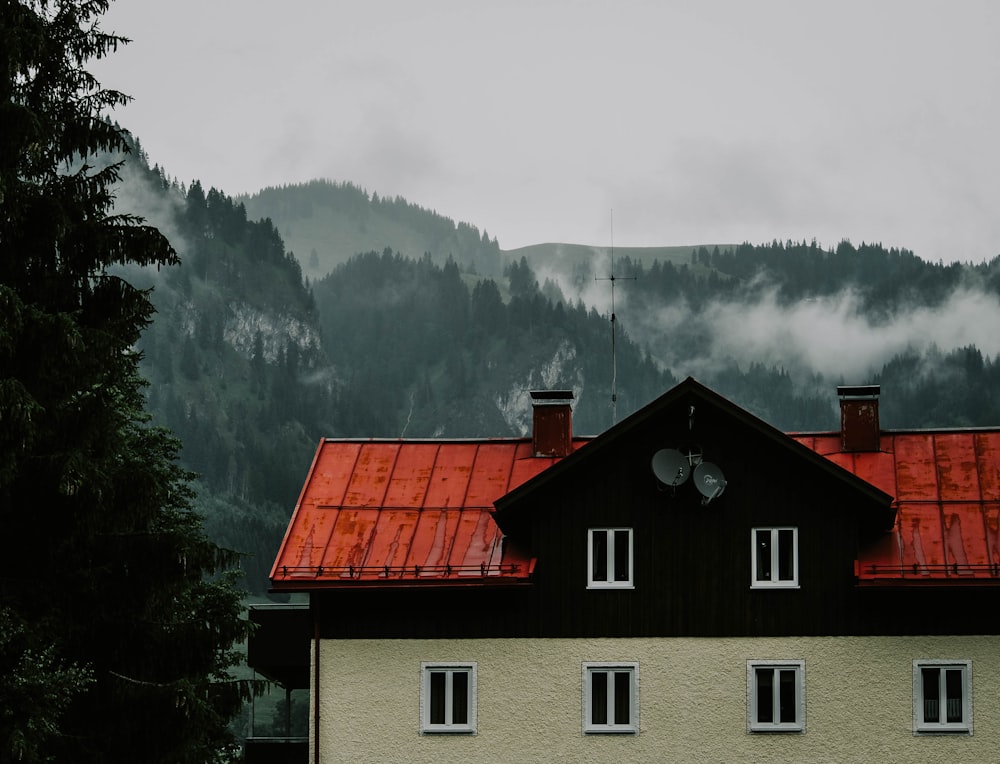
[270, 439, 588, 589]
[271, 427, 1000, 590]
[794, 430, 1000, 584]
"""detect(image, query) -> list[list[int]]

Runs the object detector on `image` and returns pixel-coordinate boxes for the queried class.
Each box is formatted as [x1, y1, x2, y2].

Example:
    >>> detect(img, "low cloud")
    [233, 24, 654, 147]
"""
[630, 283, 1000, 386]
[545, 248, 1000, 390]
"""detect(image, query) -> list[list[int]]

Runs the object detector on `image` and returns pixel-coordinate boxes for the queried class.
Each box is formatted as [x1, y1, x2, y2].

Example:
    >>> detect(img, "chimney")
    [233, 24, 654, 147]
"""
[530, 390, 574, 457]
[837, 385, 881, 452]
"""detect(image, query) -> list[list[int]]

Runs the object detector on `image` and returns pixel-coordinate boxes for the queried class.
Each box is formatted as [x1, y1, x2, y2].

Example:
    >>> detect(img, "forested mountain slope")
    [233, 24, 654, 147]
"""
[239, 180, 503, 281]
[116, 154, 1000, 595]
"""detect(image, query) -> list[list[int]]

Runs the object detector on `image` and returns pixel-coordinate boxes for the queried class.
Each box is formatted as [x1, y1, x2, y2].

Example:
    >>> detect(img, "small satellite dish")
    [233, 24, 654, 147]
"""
[651, 448, 691, 487]
[694, 461, 727, 504]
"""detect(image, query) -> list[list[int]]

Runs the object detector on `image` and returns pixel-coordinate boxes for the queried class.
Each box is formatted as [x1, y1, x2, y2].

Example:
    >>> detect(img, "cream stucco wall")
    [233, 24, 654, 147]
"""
[312, 636, 999, 763]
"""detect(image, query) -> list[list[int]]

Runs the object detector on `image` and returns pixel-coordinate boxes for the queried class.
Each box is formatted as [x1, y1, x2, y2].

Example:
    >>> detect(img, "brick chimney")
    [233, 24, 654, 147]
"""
[530, 390, 574, 457]
[837, 385, 881, 452]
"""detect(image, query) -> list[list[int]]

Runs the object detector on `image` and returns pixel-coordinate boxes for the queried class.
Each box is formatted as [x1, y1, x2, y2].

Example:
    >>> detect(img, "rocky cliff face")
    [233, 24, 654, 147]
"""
[222, 302, 321, 364]
[496, 340, 584, 436]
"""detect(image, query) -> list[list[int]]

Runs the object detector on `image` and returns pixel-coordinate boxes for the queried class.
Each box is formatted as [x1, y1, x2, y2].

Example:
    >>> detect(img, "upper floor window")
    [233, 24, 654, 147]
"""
[588, 528, 633, 588]
[583, 662, 638, 734]
[913, 660, 972, 734]
[747, 660, 805, 733]
[420, 662, 477, 734]
[751, 527, 798, 588]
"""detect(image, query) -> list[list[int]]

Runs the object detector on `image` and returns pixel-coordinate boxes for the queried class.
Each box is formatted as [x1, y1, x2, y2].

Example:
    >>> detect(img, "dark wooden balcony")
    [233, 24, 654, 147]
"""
[247, 603, 311, 688]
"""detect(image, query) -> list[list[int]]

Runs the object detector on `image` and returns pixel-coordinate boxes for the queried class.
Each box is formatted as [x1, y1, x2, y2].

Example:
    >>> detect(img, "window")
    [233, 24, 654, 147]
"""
[420, 663, 476, 734]
[583, 663, 638, 734]
[588, 528, 633, 588]
[751, 527, 798, 587]
[913, 660, 972, 734]
[747, 660, 805, 732]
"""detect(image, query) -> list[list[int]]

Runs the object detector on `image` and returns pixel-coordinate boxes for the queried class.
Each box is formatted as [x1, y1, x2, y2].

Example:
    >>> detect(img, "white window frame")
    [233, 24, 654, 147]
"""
[587, 528, 634, 589]
[913, 660, 972, 734]
[751, 527, 799, 588]
[582, 662, 638, 734]
[420, 662, 477, 734]
[747, 660, 805, 733]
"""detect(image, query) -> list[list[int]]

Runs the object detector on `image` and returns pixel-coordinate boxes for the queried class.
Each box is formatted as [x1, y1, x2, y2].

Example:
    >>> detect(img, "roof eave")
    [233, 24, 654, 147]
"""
[269, 578, 535, 593]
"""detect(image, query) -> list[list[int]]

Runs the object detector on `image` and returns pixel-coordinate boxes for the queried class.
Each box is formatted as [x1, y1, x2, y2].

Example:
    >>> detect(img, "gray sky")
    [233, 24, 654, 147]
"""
[92, 0, 1000, 262]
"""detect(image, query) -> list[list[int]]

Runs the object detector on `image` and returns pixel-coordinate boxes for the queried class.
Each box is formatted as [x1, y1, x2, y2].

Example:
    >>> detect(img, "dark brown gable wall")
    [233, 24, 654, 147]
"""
[522, 394, 866, 638]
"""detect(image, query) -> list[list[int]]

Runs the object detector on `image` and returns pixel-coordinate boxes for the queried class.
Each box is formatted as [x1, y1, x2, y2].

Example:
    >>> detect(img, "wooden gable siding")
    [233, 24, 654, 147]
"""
[522, 396, 866, 637]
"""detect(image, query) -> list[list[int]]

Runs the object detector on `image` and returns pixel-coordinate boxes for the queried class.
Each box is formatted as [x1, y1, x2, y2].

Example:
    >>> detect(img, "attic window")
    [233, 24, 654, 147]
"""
[588, 528, 633, 589]
[751, 527, 798, 588]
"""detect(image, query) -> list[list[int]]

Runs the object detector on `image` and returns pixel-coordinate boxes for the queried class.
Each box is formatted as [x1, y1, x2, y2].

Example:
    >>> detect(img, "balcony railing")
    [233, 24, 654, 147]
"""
[244, 736, 308, 764]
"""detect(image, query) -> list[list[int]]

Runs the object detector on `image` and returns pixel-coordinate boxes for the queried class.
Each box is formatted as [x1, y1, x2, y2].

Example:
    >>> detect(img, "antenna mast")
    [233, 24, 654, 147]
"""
[597, 210, 635, 426]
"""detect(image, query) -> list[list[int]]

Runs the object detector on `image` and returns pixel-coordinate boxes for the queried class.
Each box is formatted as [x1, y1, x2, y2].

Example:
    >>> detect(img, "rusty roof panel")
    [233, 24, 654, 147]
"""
[270, 438, 561, 587]
[934, 434, 981, 502]
[366, 508, 421, 571]
[790, 434, 898, 495]
[382, 444, 435, 508]
[977, 433, 1000, 499]
[794, 430, 1000, 583]
[450, 509, 500, 570]
[341, 443, 398, 507]
[423, 443, 477, 510]
[465, 443, 521, 506]
[308, 442, 362, 507]
[874, 501, 1000, 581]
[944, 503, 992, 569]
[851, 446, 899, 498]
[276, 506, 340, 578]
[987, 504, 1000, 567]
[407, 509, 459, 572]
[319, 508, 377, 571]
[891, 435, 939, 501]
[897, 504, 945, 572]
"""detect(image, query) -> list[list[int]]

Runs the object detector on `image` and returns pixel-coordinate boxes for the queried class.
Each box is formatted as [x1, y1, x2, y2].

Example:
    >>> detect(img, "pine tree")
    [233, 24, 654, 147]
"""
[0, 2, 255, 761]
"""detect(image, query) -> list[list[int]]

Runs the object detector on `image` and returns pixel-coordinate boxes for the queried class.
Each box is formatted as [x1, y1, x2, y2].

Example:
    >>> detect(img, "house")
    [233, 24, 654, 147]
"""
[247, 378, 1000, 763]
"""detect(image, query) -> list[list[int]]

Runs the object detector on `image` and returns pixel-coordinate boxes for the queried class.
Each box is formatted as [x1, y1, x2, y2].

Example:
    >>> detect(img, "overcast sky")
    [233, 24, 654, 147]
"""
[92, 1, 999, 262]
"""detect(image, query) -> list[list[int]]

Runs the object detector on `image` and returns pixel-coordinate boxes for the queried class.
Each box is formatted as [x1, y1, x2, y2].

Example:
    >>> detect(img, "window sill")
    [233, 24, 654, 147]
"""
[584, 727, 638, 735]
[914, 726, 972, 736]
[587, 583, 635, 590]
[420, 727, 476, 735]
[749, 725, 804, 734]
[750, 583, 800, 590]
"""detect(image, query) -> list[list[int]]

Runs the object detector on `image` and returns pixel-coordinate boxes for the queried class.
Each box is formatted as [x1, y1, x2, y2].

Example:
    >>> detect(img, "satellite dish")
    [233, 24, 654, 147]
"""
[694, 461, 727, 504]
[651, 448, 691, 487]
